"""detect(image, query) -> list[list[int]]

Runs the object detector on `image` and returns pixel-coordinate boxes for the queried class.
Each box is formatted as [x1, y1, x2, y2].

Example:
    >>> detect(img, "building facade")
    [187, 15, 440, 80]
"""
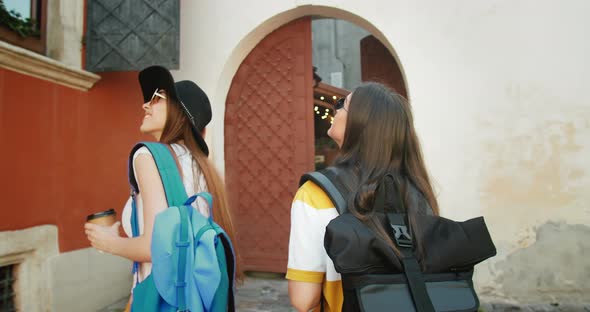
[0, 0, 588, 310]
[179, 0, 590, 306]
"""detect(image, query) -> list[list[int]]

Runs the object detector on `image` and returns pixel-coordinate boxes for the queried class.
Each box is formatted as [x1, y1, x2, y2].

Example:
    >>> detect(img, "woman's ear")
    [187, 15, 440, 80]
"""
[201, 127, 207, 138]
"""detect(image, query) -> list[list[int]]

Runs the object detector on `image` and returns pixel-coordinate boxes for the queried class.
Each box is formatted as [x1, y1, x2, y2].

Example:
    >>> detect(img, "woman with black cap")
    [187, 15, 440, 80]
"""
[84, 66, 240, 310]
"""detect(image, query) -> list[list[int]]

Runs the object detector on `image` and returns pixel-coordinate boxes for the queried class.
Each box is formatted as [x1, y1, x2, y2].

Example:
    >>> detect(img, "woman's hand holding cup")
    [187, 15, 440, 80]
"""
[84, 209, 121, 254]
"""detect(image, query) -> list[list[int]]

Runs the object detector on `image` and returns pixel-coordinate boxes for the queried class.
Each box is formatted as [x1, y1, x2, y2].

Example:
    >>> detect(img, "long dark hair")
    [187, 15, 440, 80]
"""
[159, 97, 243, 281]
[334, 82, 439, 252]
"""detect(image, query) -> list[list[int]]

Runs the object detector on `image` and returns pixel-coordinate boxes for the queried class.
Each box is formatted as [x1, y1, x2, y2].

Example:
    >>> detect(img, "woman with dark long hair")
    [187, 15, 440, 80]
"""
[287, 82, 438, 311]
[84, 66, 241, 310]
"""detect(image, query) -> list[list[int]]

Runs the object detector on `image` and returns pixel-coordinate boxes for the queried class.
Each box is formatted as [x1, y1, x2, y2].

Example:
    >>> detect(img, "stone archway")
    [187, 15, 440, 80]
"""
[221, 8, 409, 273]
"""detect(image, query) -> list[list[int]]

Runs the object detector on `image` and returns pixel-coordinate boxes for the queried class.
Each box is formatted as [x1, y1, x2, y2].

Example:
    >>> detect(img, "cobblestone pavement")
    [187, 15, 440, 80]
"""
[99, 275, 589, 312]
[234, 275, 590, 312]
[98, 273, 295, 312]
[479, 302, 590, 312]
[235, 273, 295, 312]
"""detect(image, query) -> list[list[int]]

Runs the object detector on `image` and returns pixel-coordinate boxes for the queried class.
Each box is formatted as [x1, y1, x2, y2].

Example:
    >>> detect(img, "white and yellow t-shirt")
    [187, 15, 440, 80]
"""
[286, 181, 342, 312]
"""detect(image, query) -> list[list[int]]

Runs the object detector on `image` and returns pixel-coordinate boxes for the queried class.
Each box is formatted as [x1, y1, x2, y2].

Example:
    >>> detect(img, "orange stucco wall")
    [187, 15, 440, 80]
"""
[0, 68, 149, 252]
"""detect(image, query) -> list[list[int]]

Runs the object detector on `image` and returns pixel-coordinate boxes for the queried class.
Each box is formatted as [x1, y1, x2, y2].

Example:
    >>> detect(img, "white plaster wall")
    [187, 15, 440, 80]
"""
[175, 0, 590, 303]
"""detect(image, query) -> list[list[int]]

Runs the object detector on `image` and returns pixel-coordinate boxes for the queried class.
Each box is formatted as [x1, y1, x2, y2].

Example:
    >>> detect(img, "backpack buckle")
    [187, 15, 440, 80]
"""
[391, 225, 413, 248]
[175, 240, 190, 247]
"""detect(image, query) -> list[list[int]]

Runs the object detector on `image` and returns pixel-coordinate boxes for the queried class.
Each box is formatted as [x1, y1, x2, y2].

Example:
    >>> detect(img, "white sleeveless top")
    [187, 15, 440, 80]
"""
[122, 143, 209, 286]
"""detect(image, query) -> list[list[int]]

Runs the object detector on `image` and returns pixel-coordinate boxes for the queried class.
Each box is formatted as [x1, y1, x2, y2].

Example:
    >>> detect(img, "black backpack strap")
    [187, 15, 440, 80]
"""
[373, 174, 435, 312]
[300, 171, 347, 214]
[323, 166, 356, 195]
[388, 213, 435, 312]
[375, 175, 435, 312]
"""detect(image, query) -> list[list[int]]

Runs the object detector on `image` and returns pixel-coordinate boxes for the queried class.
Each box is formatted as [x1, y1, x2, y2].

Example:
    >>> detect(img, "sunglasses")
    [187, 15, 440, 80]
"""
[335, 97, 347, 112]
[150, 89, 167, 104]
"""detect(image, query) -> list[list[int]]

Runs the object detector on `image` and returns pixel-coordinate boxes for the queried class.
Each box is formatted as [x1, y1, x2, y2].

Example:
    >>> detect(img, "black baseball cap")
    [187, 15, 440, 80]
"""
[138, 66, 212, 156]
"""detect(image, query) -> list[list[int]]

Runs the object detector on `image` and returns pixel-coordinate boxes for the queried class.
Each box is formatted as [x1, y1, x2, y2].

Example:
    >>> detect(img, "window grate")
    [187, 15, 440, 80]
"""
[0, 265, 17, 312]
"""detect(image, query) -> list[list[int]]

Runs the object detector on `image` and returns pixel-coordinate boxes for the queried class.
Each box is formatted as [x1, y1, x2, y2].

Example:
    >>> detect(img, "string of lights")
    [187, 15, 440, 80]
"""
[314, 95, 338, 124]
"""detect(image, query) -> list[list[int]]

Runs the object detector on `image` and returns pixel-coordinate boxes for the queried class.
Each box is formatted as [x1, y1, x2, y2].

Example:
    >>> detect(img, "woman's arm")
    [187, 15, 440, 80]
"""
[85, 153, 167, 262]
[287, 181, 337, 311]
[288, 280, 322, 312]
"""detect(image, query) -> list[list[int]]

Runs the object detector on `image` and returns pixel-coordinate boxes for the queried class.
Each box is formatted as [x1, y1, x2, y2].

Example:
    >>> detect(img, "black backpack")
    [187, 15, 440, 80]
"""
[300, 167, 496, 312]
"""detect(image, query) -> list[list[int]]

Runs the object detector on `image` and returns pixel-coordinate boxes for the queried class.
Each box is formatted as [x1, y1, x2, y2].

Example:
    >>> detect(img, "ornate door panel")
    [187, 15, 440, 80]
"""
[225, 18, 314, 272]
[360, 35, 407, 98]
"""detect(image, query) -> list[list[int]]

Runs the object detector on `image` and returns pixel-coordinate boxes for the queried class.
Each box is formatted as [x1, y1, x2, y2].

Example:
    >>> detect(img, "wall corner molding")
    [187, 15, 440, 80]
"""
[0, 41, 101, 91]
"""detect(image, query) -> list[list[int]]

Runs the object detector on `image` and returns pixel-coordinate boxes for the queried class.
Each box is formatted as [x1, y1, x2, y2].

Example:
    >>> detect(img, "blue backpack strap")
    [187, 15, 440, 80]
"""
[131, 142, 188, 206]
[128, 142, 188, 239]
[185, 192, 236, 311]
[213, 232, 236, 312]
[184, 192, 214, 220]
[127, 142, 190, 310]
[176, 204, 191, 311]
[179, 192, 213, 311]
[130, 193, 141, 282]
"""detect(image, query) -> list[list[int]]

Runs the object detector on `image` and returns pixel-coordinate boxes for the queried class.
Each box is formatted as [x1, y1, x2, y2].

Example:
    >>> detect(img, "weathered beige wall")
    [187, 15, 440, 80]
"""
[0, 226, 58, 312]
[0, 226, 131, 311]
[49, 248, 132, 312]
[46, 0, 84, 67]
[177, 0, 590, 304]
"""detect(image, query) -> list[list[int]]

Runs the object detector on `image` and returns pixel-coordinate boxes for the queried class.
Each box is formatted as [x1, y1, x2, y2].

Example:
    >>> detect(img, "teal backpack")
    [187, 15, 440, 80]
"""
[128, 142, 236, 312]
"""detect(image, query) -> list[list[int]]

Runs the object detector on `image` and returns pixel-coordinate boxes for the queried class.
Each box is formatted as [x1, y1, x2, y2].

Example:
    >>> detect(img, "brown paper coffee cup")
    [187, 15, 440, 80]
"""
[86, 209, 117, 226]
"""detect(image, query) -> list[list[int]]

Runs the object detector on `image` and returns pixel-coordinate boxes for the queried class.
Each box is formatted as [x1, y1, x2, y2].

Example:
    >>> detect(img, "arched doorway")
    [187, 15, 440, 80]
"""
[224, 17, 314, 272]
[224, 13, 407, 273]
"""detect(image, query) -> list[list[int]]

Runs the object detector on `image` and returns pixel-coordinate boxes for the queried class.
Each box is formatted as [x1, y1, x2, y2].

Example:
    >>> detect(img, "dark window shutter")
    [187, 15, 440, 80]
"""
[85, 0, 179, 72]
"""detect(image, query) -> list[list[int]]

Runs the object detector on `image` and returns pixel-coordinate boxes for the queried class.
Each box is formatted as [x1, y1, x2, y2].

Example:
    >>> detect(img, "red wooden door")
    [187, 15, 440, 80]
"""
[360, 35, 407, 98]
[224, 17, 314, 272]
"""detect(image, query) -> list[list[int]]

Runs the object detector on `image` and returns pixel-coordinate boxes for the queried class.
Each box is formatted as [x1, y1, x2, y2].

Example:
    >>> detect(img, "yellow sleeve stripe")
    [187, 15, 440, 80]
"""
[323, 279, 344, 312]
[286, 268, 325, 283]
[293, 181, 335, 210]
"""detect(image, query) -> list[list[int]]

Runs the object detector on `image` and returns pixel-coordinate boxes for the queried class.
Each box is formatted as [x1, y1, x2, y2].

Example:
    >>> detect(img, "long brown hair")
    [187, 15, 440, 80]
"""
[334, 82, 438, 254]
[160, 96, 243, 281]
